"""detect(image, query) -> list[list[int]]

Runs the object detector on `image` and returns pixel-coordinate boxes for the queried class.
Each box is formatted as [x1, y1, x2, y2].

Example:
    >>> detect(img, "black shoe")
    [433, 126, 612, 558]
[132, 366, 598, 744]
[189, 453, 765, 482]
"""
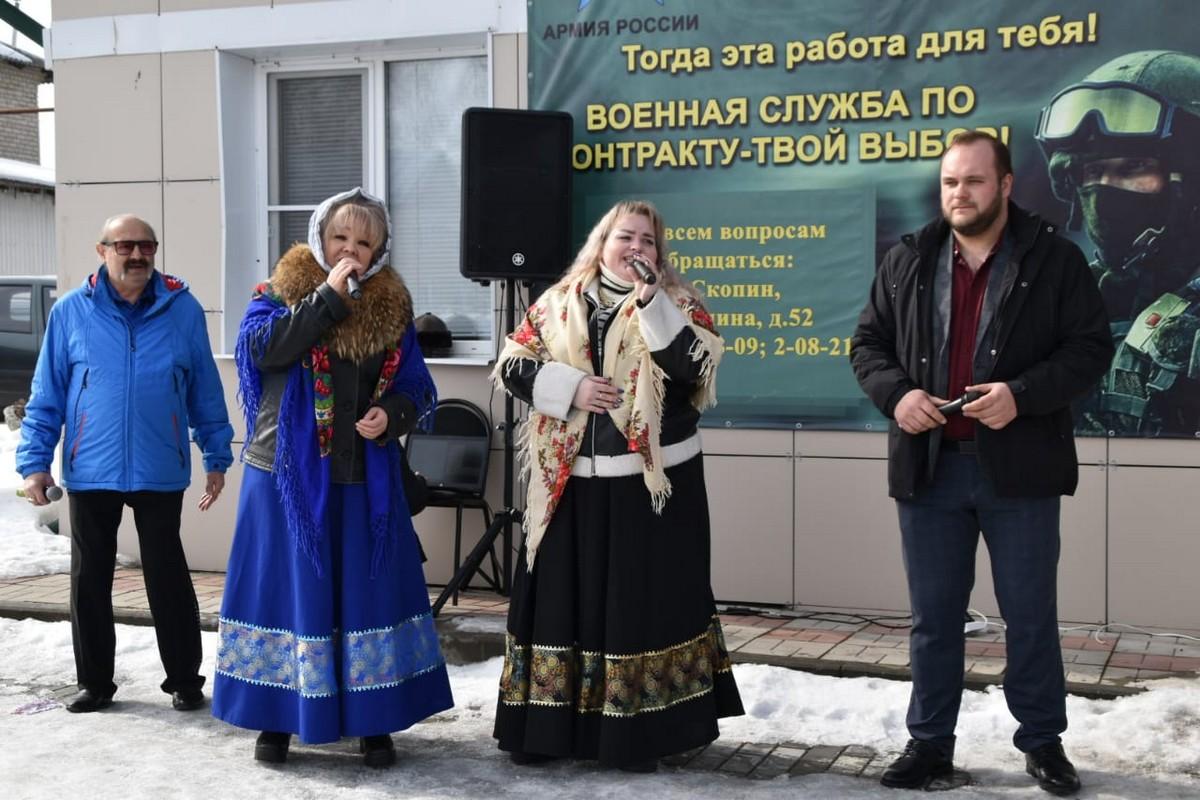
[509, 750, 558, 766]
[254, 731, 291, 764]
[880, 739, 954, 789]
[360, 734, 396, 768]
[65, 689, 113, 714]
[1025, 742, 1081, 796]
[618, 758, 659, 773]
[171, 688, 206, 711]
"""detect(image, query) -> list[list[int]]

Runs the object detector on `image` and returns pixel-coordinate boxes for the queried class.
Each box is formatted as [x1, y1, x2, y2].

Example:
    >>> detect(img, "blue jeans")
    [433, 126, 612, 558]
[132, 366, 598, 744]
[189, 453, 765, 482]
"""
[896, 451, 1067, 757]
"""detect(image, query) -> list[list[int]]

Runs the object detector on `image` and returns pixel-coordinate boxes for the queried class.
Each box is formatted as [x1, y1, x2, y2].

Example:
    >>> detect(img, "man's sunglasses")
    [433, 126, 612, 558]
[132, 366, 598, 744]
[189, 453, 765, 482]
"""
[101, 240, 159, 256]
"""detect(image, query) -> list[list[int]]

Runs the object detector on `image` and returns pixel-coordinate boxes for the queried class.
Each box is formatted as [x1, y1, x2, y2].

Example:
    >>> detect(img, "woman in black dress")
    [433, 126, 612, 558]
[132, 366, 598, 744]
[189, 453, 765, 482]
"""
[491, 199, 743, 772]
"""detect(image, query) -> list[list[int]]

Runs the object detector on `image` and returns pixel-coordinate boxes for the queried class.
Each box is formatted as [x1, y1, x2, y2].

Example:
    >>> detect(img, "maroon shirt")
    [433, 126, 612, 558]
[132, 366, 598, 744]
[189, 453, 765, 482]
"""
[944, 239, 1000, 441]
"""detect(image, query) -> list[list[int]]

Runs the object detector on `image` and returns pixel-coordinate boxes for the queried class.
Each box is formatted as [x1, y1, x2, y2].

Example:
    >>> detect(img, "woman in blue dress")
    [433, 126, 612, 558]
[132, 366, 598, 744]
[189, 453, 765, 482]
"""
[212, 187, 453, 766]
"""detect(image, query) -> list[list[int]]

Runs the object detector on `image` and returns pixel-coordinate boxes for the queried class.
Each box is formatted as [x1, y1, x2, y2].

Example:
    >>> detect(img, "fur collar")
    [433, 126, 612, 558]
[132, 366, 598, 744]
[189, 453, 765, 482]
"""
[271, 244, 413, 362]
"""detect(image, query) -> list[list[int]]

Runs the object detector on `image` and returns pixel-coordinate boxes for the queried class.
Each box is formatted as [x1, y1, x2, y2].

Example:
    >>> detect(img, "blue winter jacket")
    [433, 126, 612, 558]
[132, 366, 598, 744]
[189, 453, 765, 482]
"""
[16, 267, 234, 491]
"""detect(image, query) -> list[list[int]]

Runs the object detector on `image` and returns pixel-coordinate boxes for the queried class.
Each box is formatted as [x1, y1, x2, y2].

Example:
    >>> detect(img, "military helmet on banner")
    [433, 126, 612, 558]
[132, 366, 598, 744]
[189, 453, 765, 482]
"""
[1036, 50, 1200, 268]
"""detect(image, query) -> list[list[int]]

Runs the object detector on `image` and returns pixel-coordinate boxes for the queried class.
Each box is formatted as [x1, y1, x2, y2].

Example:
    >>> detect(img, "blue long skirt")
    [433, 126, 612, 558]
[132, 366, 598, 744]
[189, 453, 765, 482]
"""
[212, 465, 454, 744]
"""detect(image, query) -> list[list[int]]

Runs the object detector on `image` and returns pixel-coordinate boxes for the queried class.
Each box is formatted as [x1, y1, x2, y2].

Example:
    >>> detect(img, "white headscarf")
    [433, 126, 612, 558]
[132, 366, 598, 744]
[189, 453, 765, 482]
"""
[306, 186, 393, 280]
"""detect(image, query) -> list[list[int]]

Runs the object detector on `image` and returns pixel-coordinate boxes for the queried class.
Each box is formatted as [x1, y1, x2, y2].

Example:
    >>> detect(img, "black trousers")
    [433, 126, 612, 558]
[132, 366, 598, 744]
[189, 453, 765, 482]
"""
[68, 490, 204, 697]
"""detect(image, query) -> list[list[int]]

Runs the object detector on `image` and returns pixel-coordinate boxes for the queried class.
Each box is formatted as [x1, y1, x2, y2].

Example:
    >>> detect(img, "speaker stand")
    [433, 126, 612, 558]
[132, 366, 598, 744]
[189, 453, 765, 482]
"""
[432, 507, 523, 616]
[431, 278, 524, 617]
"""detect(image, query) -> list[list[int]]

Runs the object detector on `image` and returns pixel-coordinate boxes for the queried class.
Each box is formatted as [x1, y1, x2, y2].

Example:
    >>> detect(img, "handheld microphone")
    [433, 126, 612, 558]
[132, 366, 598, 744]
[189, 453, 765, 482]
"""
[936, 390, 983, 416]
[628, 256, 657, 285]
[346, 274, 363, 300]
[45, 486, 63, 502]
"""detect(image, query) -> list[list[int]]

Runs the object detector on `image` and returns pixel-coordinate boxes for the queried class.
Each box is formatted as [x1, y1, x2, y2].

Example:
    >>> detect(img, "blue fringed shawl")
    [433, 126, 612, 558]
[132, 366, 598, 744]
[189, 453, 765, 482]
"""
[235, 287, 435, 578]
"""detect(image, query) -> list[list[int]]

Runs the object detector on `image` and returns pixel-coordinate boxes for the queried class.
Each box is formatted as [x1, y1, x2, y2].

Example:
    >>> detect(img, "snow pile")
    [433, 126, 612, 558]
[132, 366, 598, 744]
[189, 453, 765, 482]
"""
[0, 618, 1196, 800]
[724, 663, 1200, 778]
[0, 427, 70, 579]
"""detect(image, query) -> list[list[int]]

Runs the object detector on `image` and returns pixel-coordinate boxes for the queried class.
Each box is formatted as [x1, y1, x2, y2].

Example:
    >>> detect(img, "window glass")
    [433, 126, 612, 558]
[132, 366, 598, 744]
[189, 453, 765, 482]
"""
[0, 286, 33, 334]
[41, 285, 57, 328]
[268, 72, 366, 265]
[386, 57, 492, 346]
[260, 57, 493, 357]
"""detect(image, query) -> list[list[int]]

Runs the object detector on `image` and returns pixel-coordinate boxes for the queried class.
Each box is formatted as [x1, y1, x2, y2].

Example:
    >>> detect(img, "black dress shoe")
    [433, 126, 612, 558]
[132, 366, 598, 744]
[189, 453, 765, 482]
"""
[65, 689, 113, 714]
[360, 734, 396, 768]
[254, 731, 291, 764]
[508, 750, 558, 766]
[880, 739, 954, 789]
[1025, 742, 1081, 796]
[617, 758, 659, 773]
[171, 688, 206, 711]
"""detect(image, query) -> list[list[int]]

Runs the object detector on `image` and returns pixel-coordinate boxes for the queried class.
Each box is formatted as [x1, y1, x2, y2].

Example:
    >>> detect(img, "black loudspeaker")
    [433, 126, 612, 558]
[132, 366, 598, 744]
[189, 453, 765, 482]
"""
[461, 107, 573, 284]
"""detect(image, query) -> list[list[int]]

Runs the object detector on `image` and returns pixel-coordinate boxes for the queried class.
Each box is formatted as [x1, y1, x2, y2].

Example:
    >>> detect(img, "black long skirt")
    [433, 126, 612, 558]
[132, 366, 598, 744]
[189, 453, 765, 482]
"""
[493, 454, 744, 767]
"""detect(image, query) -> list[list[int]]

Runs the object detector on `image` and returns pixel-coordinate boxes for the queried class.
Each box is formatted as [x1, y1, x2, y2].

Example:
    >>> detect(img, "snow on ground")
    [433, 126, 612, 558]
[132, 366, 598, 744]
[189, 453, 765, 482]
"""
[3, 429, 1200, 797]
[0, 428, 70, 579]
[0, 427, 139, 578]
[1, 618, 1197, 800]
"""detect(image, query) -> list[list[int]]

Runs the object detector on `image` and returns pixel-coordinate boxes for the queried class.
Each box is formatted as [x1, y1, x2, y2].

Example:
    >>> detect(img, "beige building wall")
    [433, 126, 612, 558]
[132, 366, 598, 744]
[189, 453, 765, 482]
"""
[53, 0, 324, 19]
[49, 2, 1200, 632]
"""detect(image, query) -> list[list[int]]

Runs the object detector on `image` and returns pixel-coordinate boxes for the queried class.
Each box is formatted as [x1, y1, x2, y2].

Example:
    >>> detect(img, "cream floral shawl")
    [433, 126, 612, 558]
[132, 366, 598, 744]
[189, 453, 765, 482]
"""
[492, 276, 723, 568]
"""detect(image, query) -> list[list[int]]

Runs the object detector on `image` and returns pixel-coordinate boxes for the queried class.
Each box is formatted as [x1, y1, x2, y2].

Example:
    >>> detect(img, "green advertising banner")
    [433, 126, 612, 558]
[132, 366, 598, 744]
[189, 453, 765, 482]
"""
[530, 0, 1200, 438]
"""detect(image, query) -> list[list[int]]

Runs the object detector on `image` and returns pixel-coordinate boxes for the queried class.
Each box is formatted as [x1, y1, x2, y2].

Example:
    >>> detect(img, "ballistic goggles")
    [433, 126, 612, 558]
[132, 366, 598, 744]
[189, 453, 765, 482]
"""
[1036, 82, 1181, 145]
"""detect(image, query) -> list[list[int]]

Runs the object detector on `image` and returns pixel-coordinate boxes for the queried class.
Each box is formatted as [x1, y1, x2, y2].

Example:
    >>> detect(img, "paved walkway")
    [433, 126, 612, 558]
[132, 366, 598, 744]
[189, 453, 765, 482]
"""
[3, 567, 1198, 700]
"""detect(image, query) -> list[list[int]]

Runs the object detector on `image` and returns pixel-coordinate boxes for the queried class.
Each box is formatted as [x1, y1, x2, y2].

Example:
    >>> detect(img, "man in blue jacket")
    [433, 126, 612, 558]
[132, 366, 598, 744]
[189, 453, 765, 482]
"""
[17, 214, 234, 714]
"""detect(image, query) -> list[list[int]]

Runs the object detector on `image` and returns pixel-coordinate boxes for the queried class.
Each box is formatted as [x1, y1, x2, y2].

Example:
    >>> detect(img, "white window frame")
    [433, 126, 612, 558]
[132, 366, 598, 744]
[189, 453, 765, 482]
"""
[252, 43, 497, 362]
[264, 65, 371, 264]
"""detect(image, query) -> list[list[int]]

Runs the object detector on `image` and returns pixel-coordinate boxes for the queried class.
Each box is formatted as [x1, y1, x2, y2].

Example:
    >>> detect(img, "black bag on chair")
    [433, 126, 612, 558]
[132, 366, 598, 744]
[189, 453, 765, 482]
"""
[399, 443, 429, 563]
[400, 443, 429, 516]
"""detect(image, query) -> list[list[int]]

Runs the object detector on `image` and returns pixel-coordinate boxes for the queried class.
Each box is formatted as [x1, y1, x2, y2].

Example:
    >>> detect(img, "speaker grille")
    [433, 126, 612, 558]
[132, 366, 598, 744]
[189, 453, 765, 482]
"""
[460, 108, 573, 283]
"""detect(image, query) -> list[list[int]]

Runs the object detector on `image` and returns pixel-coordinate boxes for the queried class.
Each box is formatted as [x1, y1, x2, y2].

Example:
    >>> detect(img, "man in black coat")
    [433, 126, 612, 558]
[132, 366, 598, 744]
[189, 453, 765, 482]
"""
[851, 132, 1112, 796]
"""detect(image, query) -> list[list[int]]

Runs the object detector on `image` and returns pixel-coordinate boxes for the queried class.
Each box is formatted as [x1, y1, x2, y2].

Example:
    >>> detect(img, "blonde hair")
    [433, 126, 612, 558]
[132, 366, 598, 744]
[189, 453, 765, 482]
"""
[556, 200, 706, 307]
[324, 200, 388, 260]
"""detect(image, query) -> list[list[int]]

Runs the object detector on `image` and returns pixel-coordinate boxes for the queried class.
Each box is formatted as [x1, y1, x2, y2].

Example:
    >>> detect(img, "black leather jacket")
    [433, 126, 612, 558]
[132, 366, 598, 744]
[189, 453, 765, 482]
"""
[242, 283, 416, 483]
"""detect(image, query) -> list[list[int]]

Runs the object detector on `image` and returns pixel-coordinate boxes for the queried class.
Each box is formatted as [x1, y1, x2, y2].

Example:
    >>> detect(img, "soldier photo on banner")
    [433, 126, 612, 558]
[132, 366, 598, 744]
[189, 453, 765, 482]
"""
[1035, 50, 1200, 438]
